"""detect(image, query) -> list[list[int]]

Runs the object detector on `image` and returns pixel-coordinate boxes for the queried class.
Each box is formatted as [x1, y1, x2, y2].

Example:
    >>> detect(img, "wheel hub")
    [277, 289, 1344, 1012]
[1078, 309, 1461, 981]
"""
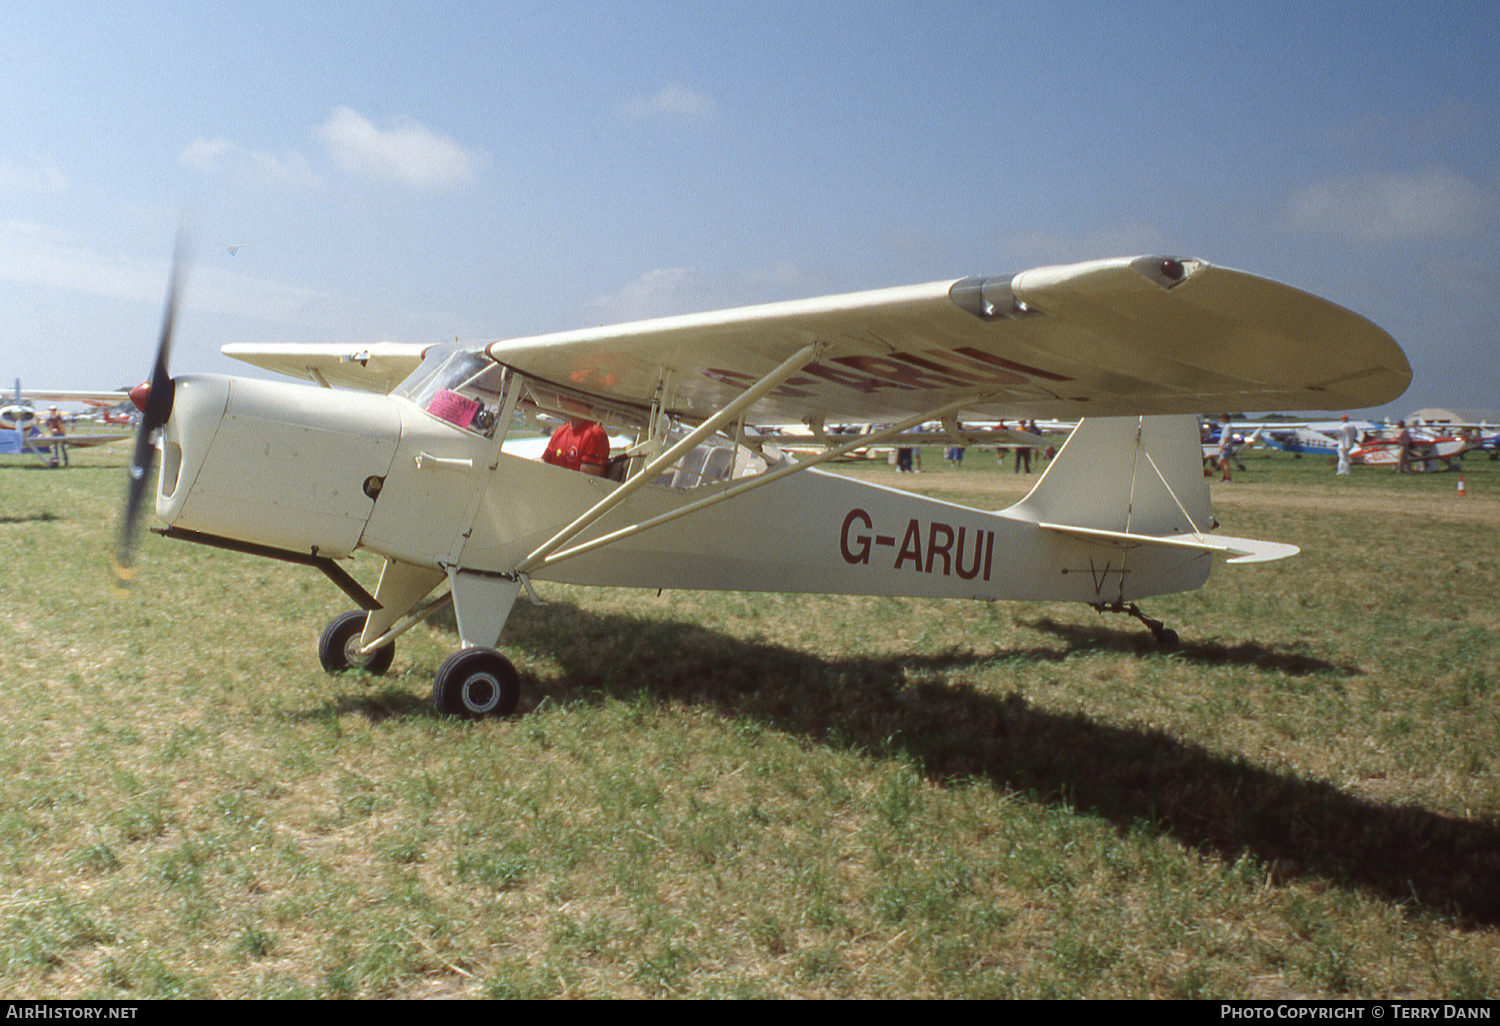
[461, 672, 501, 714]
[433, 647, 519, 719]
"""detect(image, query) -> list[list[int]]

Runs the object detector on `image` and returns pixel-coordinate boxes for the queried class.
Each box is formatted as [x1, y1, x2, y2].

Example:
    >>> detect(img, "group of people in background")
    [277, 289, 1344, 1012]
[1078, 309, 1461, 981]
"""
[924, 420, 1049, 474]
[995, 420, 1046, 473]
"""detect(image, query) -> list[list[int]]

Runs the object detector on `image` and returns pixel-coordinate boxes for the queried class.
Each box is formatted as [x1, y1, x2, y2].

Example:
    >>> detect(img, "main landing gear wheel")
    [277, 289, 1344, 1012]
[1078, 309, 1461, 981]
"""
[318, 610, 395, 676]
[433, 647, 520, 720]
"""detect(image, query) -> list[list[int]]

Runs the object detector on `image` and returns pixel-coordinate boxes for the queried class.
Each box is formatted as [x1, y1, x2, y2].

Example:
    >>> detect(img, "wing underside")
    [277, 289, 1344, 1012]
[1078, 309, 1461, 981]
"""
[483, 256, 1410, 425]
[218, 257, 1409, 428]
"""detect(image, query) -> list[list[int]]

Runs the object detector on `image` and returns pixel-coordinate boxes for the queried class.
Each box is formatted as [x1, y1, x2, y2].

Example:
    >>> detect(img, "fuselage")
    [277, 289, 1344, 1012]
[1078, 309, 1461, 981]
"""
[153, 372, 1219, 608]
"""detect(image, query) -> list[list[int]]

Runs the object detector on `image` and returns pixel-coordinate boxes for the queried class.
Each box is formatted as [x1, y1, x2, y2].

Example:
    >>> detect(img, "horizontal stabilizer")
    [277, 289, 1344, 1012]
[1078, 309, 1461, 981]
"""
[1038, 522, 1299, 564]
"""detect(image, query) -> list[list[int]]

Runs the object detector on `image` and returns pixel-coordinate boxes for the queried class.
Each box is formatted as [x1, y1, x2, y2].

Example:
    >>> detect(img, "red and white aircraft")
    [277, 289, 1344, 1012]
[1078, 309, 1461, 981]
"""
[115, 251, 1410, 717]
[1352, 428, 1474, 470]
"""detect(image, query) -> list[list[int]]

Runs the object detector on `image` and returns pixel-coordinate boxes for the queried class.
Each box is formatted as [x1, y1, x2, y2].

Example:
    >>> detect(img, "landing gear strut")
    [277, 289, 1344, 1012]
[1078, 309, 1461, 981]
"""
[1090, 601, 1179, 649]
[318, 597, 522, 719]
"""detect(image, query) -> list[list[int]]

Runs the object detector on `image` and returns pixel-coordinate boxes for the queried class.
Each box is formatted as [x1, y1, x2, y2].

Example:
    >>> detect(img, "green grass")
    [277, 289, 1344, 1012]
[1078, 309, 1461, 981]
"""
[0, 443, 1497, 997]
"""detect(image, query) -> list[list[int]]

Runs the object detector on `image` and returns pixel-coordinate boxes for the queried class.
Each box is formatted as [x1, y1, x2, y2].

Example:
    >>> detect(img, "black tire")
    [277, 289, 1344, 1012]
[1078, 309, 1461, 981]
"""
[432, 647, 520, 719]
[318, 610, 395, 676]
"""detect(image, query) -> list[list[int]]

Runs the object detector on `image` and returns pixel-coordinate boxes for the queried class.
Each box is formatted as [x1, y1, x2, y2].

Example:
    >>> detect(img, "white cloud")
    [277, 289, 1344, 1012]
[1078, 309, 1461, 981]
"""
[0, 224, 483, 363]
[312, 107, 484, 190]
[590, 267, 703, 322]
[180, 138, 323, 188]
[588, 262, 819, 322]
[0, 221, 162, 304]
[179, 137, 243, 171]
[623, 83, 719, 122]
[1290, 167, 1493, 241]
[0, 159, 69, 195]
[0, 222, 347, 331]
[182, 109, 485, 192]
[746, 260, 805, 289]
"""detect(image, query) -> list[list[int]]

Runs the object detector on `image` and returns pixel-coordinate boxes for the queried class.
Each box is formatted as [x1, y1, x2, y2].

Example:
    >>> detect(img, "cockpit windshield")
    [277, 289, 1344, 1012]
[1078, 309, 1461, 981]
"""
[393, 345, 508, 437]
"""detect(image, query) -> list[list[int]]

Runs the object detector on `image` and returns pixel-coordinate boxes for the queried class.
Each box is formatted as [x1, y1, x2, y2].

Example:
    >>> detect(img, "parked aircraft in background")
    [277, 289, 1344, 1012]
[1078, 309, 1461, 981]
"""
[1259, 422, 1376, 457]
[1199, 422, 1266, 464]
[1408, 418, 1499, 461]
[1221, 417, 1480, 470]
[115, 249, 1410, 718]
[2, 382, 133, 464]
[1352, 427, 1474, 471]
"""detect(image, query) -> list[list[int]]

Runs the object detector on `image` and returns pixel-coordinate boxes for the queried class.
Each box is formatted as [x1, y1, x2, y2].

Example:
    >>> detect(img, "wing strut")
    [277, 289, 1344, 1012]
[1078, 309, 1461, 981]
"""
[514, 343, 825, 574]
[516, 390, 993, 575]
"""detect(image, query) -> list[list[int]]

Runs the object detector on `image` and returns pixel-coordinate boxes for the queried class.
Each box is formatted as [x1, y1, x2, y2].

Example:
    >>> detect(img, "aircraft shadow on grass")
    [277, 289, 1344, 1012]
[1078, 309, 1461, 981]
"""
[325, 599, 1500, 928]
[1023, 616, 1363, 677]
[0, 511, 60, 524]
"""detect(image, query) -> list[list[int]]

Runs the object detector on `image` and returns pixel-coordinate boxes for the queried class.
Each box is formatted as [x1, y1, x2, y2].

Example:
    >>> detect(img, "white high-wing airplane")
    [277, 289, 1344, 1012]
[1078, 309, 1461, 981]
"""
[115, 252, 1410, 718]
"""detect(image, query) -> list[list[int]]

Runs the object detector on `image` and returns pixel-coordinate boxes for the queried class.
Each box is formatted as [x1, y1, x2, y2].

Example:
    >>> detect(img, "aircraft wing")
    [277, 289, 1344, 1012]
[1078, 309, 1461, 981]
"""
[221, 342, 432, 393]
[20, 389, 129, 406]
[481, 256, 1410, 425]
[19, 432, 132, 449]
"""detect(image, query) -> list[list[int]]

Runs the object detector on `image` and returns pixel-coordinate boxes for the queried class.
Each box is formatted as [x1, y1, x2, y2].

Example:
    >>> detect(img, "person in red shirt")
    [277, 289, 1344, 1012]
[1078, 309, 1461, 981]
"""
[541, 417, 609, 476]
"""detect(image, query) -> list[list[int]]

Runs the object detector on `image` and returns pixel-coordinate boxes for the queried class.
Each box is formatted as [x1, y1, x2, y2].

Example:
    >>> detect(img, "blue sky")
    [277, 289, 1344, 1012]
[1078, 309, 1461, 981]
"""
[3, 1, 1496, 416]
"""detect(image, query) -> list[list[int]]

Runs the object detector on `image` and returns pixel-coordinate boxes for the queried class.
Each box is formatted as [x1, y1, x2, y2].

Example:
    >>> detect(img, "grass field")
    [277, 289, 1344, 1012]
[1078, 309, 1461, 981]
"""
[1, 439, 1497, 998]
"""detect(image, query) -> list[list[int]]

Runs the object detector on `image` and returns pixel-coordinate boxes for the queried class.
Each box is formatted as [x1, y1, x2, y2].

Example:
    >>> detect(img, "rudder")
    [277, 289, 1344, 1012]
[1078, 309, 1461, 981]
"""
[1004, 415, 1213, 537]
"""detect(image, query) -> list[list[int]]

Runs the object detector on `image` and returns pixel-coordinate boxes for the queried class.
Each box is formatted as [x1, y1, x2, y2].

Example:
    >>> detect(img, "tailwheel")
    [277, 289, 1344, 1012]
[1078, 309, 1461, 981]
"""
[1090, 601, 1179, 650]
[433, 647, 520, 719]
[318, 610, 395, 675]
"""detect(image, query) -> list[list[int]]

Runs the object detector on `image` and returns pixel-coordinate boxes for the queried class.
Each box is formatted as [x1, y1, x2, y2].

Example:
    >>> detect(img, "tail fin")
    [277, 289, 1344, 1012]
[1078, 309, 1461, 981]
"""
[1008, 415, 1212, 535]
[1006, 415, 1295, 565]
